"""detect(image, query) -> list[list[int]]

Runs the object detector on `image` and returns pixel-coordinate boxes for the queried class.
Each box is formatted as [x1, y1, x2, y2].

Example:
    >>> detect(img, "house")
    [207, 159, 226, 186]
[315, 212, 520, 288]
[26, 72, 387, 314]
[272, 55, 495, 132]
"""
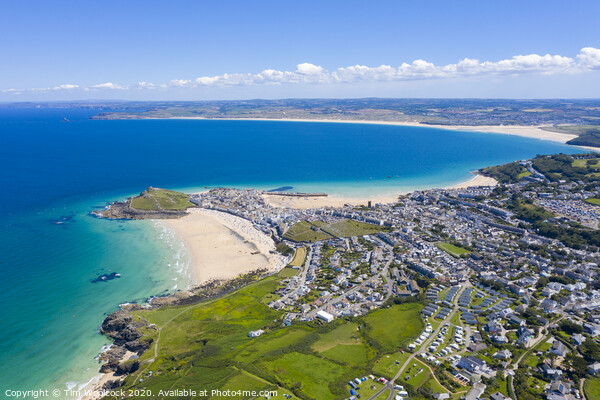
[494, 349, 512, 360]
[486, 320, 503, 334]
[541, 364, 563, 379]
[573, 333, 585, 346]
[584, 323, 600, 337]
[490, 392, 510, 400]
[248, 329, 264, 338]
[589, 362, 600, 375]
[465, 382, 486, 400]
[508, 314, 526, 327]
[316, 310, 334, 323]
[491, 335, 508, 344]
[545, 380, 572, 400]
[516, 326, 534, 346]
[541, 298, 558, 313]
[549, 341, 568, 357]
[458, 356, 488, 374]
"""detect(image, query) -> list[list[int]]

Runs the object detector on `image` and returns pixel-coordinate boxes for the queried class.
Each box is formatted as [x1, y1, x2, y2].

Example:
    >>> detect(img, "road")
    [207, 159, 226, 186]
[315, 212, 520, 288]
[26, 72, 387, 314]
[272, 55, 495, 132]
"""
[369, 282, 472, 400]
[277, 246, 313, 305]
[507, 316, 560, 400]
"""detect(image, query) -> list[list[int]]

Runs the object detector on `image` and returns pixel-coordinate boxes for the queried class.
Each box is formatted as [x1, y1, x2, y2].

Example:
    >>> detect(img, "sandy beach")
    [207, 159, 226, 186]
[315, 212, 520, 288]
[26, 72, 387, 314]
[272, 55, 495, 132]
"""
[158, 116, 582, 145]
[263, 193, 400, 209]
[447, 173, 498, 189]
[163, 208, 286, 285]
[263, 173, 497, 209]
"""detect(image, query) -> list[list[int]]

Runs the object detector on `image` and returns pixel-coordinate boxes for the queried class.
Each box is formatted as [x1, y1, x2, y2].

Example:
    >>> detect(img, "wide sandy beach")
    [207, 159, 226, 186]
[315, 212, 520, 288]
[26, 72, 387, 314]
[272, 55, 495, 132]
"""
[262, 173, 497, 209]
[158, 116, 581, 144]
[163, 208, 287, 285]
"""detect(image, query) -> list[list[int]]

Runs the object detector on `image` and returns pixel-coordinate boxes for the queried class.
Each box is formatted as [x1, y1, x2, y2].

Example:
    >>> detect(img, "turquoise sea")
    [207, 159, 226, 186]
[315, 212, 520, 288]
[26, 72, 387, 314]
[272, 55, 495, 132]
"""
[0, 107, 583, 398]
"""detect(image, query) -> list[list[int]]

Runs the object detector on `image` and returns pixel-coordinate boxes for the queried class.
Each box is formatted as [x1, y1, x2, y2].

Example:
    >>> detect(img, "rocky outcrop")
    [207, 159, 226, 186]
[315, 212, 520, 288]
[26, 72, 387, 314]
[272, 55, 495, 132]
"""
[98, 310, 153, 372]
[92, 187, 192, 220]
[115, 360, 139, 375]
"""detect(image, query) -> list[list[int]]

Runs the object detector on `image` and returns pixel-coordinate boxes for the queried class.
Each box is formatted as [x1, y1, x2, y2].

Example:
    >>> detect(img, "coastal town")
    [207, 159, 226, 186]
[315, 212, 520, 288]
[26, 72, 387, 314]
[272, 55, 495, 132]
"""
[91, 152, 600, 400]
[166, 152, 600, 400]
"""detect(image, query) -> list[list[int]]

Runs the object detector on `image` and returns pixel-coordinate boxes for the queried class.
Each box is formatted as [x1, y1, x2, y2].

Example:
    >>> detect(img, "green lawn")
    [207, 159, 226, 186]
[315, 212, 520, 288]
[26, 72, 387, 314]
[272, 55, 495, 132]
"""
[130, 187, 194, 210]
[401, 359, 430, 388]
[355, 381, 386, 399]
[372, 351, 411, 378]
[312, 322, 373, 366]
[283, 220, 334, 242]
[586, 198, 600, 206]
[257, 352, 352, 400]
[364, 303, 424, 352]
[585, 377, 600, 400]
[517, 170, 532, 179]
[233, 326, 313, 363]
[312, 323, 361, 352]
[322, 219, 389, 238]
[573, 158, 600, 168]
[436, 242, 471, 257]
[284, 219, 388, 242]
[422, 375, 450, 396]
[277, 267, 299, 278]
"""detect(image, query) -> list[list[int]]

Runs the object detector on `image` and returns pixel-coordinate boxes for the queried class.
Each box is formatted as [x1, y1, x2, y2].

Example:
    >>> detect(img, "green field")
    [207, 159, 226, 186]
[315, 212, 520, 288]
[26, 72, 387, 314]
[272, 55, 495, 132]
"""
[277, 268, 299, 279]
[517, 170, 532, 179]
[363, 303, 424, 352]
[401, 359, 430, 388]
[102, 265, 426, 400]
[585, 377, 600, 400]
[257, 352, 352, 400]
[312, 323, 372, 366]
[283, 219, 388, 242]
[322, 219, 389, 238]
[130, 187, 194, 210]
[372, 351, 411, 378]
[436, 242, 471, 257]
[282, 220, 334, 242]
[586, 198, 600, 206]
[288, 247, 306, 267]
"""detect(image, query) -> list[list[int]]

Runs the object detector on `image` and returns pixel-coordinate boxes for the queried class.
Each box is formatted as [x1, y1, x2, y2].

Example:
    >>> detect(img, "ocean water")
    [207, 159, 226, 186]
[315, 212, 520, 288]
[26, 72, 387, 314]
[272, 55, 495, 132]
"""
[0, 107, 583, 398]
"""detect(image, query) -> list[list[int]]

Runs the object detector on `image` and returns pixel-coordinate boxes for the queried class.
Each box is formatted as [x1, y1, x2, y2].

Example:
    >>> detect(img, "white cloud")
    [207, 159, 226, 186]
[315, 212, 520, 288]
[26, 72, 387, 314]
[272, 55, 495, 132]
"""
[169, 79, 192, 87]
[577, 47, 600, 68]
[2, 47, 599, 95]
[52, 84, 79, 90]
[91, 82, 127, 90]
[296, 62, 324, 75]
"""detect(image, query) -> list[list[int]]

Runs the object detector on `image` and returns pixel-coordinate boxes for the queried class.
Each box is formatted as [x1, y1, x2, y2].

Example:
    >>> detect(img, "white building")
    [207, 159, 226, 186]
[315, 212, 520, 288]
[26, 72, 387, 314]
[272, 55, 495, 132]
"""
[316, 310, 335, 323]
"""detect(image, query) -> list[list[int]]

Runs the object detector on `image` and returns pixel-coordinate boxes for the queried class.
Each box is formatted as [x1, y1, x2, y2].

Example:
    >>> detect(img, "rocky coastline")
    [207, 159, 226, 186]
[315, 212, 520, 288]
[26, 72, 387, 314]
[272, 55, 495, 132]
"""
[93, 270, 268, 391]
[92, 187, 192, 220]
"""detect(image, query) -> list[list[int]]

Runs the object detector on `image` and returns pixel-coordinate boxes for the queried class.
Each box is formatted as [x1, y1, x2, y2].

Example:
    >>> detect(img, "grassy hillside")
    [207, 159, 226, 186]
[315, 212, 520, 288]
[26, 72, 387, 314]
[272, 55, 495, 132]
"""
[283, 219, 389, 242]
[130, 187, 194, 211]
[541, 125, 600, 147]
[103, 277, 424, 400]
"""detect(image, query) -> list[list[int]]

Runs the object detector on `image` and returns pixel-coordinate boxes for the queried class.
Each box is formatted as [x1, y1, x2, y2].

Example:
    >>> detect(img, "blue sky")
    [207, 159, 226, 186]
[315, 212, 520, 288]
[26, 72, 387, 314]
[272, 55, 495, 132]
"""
[1, 0, 599, 100]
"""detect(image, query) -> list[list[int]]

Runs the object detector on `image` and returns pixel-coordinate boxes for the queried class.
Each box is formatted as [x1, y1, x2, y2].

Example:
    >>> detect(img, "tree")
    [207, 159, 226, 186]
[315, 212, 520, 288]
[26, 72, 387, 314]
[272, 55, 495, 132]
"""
[565, 353, 588, 379]
[559, 320, 584, 335]
[580, 338, 600, 362]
